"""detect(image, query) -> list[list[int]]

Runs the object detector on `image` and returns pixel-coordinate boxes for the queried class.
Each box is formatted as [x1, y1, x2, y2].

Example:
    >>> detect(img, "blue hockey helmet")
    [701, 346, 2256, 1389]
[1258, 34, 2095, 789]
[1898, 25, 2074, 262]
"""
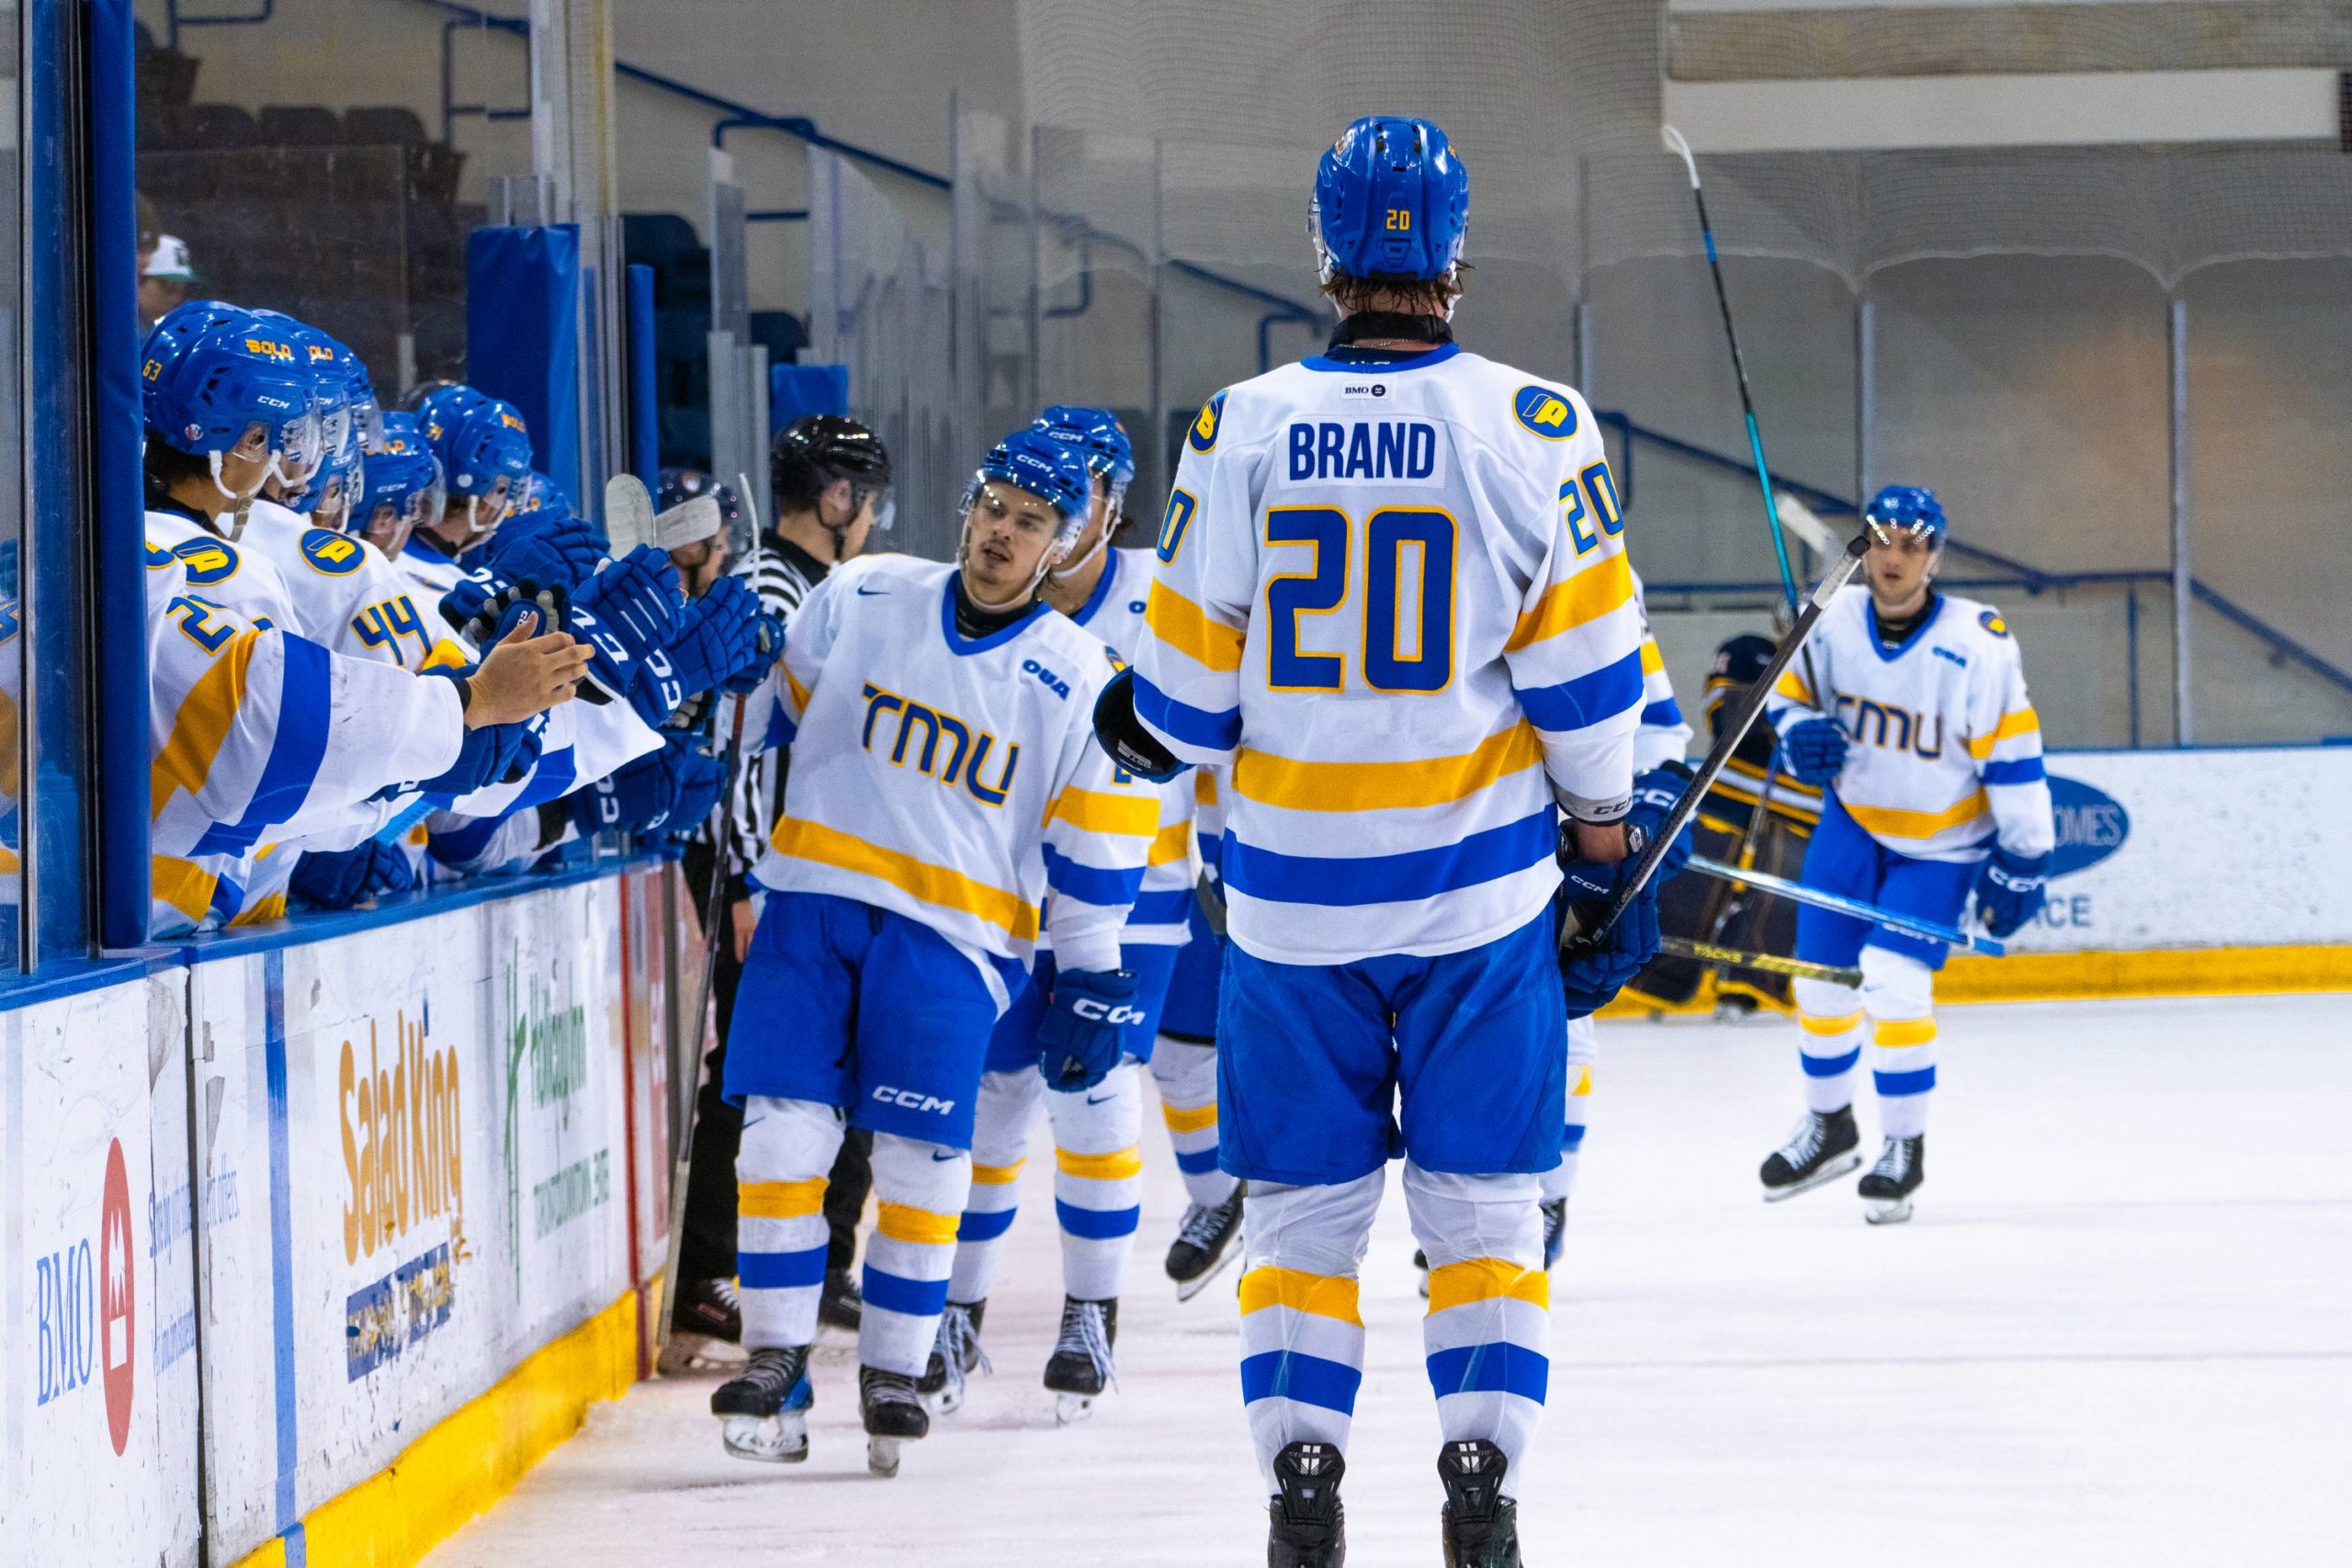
[1862, 485, 1948, 547]
[141, 298, 254, 394]
[1032, 405, 1136, 490]
[974, 427, 1093, 538]
[516, 469, 571, 517]
[1309, 116, 1470, 285]
[429, 395, 531, 497]
[354, 412, 445, 558]
[145, 317, 325, 481]
[244, 310, 348, 481]
[325, 337, 383, 453]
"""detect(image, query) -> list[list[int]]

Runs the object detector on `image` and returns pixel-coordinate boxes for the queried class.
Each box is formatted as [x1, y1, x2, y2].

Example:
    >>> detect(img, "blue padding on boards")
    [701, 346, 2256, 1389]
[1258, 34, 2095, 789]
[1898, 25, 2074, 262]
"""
[467, 224, 582, 491]
[772, 362, 849, 433]
[627, 263, 659, 480]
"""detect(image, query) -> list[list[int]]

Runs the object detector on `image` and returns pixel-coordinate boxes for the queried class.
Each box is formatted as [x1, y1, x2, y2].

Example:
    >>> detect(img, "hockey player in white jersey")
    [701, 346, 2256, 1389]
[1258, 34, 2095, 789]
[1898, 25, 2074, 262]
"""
[1759, 486, 2055, 1222]
[709, 428, 1153, 1477]
[1094, 117, 1660, 1566]
[922, 406, 1187, 1421]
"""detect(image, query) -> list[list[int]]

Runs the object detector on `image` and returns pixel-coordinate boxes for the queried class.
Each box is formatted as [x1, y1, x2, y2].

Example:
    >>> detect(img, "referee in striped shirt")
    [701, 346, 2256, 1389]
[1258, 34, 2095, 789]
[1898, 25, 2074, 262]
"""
[672, 416, 897, 1354]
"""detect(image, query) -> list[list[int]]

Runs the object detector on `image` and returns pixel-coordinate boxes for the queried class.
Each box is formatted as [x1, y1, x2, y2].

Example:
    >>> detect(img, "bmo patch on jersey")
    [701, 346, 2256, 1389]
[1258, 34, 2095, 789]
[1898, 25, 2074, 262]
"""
[1188, 389, 1227, 454]
[1514, 384, 1578, 439]
[300, 528, 367, 576]
[1980, 609, 2009, 637]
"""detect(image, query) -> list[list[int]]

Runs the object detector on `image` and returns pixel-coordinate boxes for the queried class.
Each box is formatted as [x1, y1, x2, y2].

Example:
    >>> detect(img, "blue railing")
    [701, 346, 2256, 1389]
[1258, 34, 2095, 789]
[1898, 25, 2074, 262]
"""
[1600, 411, 2352, 709]
[163, 0, 277, 51]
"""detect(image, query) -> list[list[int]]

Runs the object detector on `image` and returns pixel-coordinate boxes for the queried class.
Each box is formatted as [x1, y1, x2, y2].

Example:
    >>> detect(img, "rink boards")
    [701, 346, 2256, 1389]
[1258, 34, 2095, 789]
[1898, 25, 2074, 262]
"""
[0, 864, 683, 1567]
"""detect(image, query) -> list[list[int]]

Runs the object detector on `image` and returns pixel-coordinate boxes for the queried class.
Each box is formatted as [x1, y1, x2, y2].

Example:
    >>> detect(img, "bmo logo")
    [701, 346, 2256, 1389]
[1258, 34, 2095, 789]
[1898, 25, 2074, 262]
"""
[34, 1137, 138, 1456]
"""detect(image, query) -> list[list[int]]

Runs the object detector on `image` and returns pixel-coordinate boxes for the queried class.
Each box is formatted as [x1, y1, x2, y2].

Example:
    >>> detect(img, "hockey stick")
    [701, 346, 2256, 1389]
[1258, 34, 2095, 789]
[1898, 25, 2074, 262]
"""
[1561, 535, 1870, 954]
[1686, 853, 2006, 957]
[1658, 935, 1860, 987]
[653, 487, 765, 1359]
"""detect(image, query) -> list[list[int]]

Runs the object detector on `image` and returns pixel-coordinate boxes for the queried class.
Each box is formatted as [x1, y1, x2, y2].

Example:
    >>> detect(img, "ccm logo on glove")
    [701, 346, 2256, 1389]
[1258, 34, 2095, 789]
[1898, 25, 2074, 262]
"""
[1068, 995, 1147, 1027]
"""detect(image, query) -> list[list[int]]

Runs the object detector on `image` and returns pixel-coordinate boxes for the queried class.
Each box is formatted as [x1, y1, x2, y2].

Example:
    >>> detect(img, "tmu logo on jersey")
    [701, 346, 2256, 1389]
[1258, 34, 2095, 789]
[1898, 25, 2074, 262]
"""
[1286, 420, 1444, 485]
[2045, 774, 2130, 878]
[861, 682, 1021, 807]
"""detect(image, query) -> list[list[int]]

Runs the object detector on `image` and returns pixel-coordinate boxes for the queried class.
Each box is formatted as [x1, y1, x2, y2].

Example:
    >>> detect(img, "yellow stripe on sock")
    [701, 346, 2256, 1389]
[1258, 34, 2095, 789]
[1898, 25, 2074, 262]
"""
[1238, 1267, 1362, 1325]
[1160, 1100, 1217, 1134]
[1873, 1017, 1938, 1048]
[1426, 1257, 1550, 1315]
[969, 1158, 1024, 1186]
[876, 1201, 961, 1247]
[1056, 1145, 1143, 1180]
[1800, 1010, 1864, 1037]
[739, 1178, 828, 1219]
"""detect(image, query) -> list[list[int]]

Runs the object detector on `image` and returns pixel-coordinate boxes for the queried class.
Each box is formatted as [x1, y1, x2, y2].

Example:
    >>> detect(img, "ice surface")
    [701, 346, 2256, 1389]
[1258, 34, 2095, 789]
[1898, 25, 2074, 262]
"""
[425, 994, 2352, 1567]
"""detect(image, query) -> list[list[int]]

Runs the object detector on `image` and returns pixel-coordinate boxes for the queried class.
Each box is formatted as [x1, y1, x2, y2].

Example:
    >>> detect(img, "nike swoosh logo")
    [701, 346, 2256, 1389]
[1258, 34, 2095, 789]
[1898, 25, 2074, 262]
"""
[931, 1149, 962, 1161]
[1084, 1092, 1115, 1105]
[856, 585, 888, 596]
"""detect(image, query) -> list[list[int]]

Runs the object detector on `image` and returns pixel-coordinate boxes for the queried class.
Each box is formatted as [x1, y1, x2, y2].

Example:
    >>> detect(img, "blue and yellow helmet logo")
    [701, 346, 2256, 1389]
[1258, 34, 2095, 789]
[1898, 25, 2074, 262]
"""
[300, 528, 365, 576]
[172, 536, 240, 585]
[1514, 385, 1577, 440]
[244, 336, 296, 363]
[1979, 609, 2009, 638]
[1188, 389, 1227, 455]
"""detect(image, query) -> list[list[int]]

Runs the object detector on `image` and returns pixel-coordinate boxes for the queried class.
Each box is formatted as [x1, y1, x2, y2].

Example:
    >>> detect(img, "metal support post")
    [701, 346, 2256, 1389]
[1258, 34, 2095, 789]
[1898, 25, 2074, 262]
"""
[2168, 295, 2193, 745]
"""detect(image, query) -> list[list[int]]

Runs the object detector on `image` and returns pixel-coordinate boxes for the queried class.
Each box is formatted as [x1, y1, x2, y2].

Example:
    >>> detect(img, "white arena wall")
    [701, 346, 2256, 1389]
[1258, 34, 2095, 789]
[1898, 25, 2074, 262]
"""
[1, 863, 684, 1567]
[4, 761, 2345, 1564]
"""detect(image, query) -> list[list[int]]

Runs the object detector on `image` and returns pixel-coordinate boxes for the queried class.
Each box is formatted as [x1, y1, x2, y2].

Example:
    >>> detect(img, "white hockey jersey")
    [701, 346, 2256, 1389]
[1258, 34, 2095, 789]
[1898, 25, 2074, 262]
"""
[1766, 586, 2054, 863]
[1057, 546, 1199, 946]
[241, 498, 463, 671]
[1128, 345, 1645, 965]
[752, 555, 1154, 997]
[144, 546, 464, 931]
[1630, 570, 1693, 773]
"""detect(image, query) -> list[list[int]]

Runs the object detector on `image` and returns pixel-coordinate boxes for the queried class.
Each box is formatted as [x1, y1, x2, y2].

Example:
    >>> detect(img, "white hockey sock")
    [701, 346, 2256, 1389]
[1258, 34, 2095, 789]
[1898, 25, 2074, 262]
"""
[1238, 1172, 1382, 1495]
[1407, 1163, 1548, 1500]
[1541, 1038, 1597, 1206]
[1860, 948, 1938, 1140]
[1871, 1015, 1937, 1139]
[1151, 1037, 1239, 1208]
[1050, 1061, 1144, 1301]
[945, 1068, 1039, 1306]
[734, 1095, 845, 1349]
[860, 1133, 970, 1378]
[1792, 976, 1865, 1114]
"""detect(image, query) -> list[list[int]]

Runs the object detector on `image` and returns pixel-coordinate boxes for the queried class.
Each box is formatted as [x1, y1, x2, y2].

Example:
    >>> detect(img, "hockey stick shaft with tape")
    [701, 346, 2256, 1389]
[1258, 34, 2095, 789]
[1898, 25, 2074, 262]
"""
[1561, 534, 1870, 953]
[1684, 853, 2005, 957]
[1657, 935, 1860, 987]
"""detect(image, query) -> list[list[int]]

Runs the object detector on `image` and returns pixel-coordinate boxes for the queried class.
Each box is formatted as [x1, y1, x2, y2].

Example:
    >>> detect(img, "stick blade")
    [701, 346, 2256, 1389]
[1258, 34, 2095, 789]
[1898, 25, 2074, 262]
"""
[1773, 491, 1843, 556]
[605, 473, 657, 555]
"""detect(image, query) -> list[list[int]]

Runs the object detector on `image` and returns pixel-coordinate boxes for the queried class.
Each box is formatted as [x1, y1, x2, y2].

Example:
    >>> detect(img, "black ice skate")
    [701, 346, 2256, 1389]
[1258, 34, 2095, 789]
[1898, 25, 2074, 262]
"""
[917, 1299, 989, 1416]
[709, 1346, 812, 1463]
[859, 1364, 929, 1477]
[1043, 1296, 1118, 1425]
[817, 1265, 863, 1332]
[1267, 1440, 1346, 1568]
[1758, 1105, 1861, 1201]
[1414, 1248, 1430, 1299]
[1167, 1187, 1246, 1300]
[1859, 1134, 1925, 1224]
[659, 1275, 747, 1374]
[1438, 1439, 1521, 1568]
[1540, 1197, 1567, 1270]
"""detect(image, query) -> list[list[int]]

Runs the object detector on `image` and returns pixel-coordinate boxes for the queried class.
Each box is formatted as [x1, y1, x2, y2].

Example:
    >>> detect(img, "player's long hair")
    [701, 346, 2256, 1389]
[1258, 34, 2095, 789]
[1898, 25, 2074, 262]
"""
[1319, 263, 1467, 320]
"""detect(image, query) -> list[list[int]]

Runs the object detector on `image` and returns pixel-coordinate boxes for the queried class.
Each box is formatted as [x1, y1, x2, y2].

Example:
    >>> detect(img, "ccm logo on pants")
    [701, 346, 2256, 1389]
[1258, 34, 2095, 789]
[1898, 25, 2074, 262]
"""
[1070, 998, 1147, 1026]
[873, 1086, 956, 1115]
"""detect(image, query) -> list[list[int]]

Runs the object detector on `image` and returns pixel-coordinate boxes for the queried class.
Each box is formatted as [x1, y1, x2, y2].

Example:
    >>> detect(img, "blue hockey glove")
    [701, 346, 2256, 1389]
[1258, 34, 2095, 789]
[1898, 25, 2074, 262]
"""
[659, 574, 763, 703]
[1625, 762, 1697, 882]
[1555, 856, 1662, 1018]
[485, 511, 603, 592]
[288, 839, 416, 911]
[726, 602, 787, 695]
[570, 734, 718, 838]
[442, 569, 569, 651]
[1973, 844, 2051, 938]
[1780, 716, 1849, 787]
[437, 566, 509, 636]
[1036, 967, 1142, 1092]
[569, 546, 684, 715]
